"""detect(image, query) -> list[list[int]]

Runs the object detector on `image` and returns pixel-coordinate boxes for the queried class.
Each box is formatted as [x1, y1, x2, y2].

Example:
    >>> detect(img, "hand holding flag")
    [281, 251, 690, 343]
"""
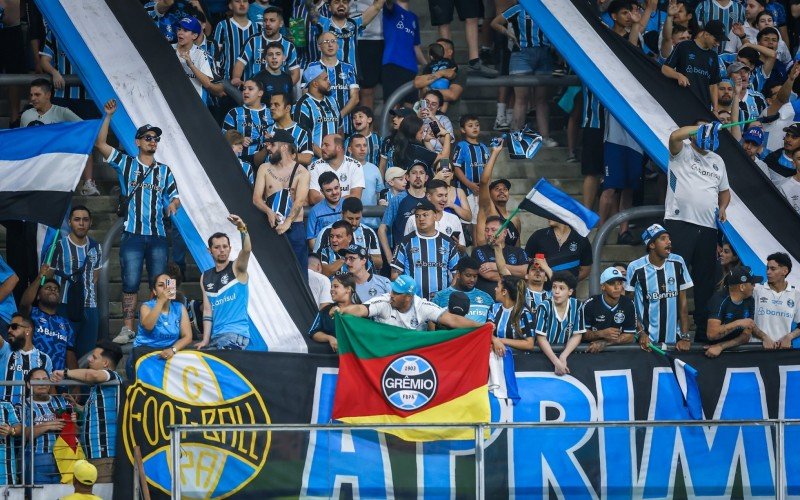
[501, 178, 599, 238]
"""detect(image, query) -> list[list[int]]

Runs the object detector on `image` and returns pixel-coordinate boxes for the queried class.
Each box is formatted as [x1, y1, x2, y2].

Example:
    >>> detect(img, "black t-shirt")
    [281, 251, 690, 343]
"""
[471, 245, 529, 296]
[391, 192, 426, 245]
[524, 227, 592, 286]
[665, 40, 721, 109]
[582, 294, 637, 335]
[706, 290, 755, 344]
[308, 304, 337, 337]
[395, 142, 438, 174]
[252, 70, 293, 101]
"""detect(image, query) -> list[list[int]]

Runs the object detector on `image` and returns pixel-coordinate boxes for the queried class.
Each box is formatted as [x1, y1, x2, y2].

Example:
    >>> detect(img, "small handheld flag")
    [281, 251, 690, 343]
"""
[648, 343, 704, 420]
[506, 127, 543, 160]
[693, 122, 721, 151]
[516, 178, 600, 237]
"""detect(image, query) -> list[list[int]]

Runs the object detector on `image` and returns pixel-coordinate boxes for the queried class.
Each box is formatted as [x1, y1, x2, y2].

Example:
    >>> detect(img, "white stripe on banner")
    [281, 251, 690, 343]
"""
[528, 191, 592, 237]
[528, 0, 800, 281]
[0, 153, 86, 192]
[60, 0, 306, 351]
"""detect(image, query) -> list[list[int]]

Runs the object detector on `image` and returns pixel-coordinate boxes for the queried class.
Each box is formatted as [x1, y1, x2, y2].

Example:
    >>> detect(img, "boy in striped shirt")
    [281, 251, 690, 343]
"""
[534, 271, 585, 375]
[222, 79, 272, 165]
[453, 114, 490, 225]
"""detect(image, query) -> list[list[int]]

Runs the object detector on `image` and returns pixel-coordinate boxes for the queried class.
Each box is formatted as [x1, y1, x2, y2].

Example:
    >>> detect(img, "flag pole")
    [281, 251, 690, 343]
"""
[647, 342, 667, 355]
[493, 206, 522, 239]
[40, 228, 60, 285]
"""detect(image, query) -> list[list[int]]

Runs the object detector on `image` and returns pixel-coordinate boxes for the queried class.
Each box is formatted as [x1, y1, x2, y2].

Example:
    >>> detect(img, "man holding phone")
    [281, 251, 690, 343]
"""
[197, 215, 252, 350]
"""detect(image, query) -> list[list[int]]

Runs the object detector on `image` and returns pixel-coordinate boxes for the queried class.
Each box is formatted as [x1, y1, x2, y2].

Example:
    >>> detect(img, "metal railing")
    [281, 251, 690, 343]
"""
[379, 75, 580, 137]
[97, 218, 124, 341]
[169, 419, 796, 499]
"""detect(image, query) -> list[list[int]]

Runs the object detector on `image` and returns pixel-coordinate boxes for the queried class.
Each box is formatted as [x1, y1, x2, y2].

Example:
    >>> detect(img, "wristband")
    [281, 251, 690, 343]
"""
[64, 368, 69, 380]
[238, 225, 248, 233]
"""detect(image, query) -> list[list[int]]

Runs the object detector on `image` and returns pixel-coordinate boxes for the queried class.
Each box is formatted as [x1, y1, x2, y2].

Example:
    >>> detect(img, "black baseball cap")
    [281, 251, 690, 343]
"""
[448, 291, 470, 316]
[264, 129, 296, 145]
[413, 198, 437, 212]
[783, 123, 800, 136]
[135, 124, 162, 139]
[703, 20, 729, 42]
[337, 244, 367, 259]
[390, 107, 414, 118]
[489, 178, 511, 190]
[727, 265, 763, 285]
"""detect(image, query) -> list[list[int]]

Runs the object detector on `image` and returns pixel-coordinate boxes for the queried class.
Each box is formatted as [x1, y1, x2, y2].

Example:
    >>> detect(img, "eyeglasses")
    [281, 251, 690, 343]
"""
[8, 323, 26, 330]
[141, 135, 161, 143]
[319, 39, 338, 46]
[344, 256, 360, 262]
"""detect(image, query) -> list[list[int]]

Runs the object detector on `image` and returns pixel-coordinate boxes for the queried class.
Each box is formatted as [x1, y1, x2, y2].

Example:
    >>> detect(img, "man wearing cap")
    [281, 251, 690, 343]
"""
[60, 459, 101, 499]
[253, 129, 310, 271]
[476, 140, 520, 247]
[525, 219, 593, 284]
[779, 148, 800, 214]
[308, 133, 364, 204]
[582, 267, 636, 353]
[95, 100, 180, 343]
[378, 163, 428, 258]
[404, 179, 466, 246]
[741, 126, 775, 181]
[666, 119, 730, 341]
[704, 265, 760, 357]
[233, 6, 301, 86]
[626, 224, 693, 350]
[339, 244, 391, 301]
[336, 274, 480, 331]
[173, 17, 219, 100]
[473, 215, 528, 295]
[764, 121, 800, 179]
[433, 256, 494, 324]
[663, 20, 725, 110]
[726, 61, 767, 122]
[391, 199, 461, 300]
[294, 62, 341, 156]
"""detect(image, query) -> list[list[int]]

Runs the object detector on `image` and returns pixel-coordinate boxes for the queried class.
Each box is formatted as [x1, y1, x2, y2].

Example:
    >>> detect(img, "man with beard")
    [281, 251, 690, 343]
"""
[316, 32, 360, 135]
[20, 270, 77, 373]
[294, 63, 341, 155]
[626, 224, 693, 351]
[0, 313, 53, 403]
[254, 92, 313, 167]
[308, 133, 364, 204]
[253, 130, 310, 272]
[311, 0, 384, 68]
[195, 215, 252, 350]
[233, 6, 301, 86]
[433, 256, 493, 324]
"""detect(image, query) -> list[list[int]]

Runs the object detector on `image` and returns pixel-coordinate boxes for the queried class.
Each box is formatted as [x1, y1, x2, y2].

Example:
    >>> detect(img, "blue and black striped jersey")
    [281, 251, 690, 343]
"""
[534, 297, 586, 344]
[625, 253, 693, 343]
[27, 395, 69, 455]
[502, 4, 549, 49]
[293, 93, 340, 146]
[312, 16, 365, 69]
[694, 0, 745, 39]
[486, 303, 537, 340]
[106, 149, 180, 238]
[0, 342, 52, 404]
[0, 402, 19, 484]
[213, 18, 261, 79]
[40, 31, 87, 100]
[239, 34, 299, 80]
[50, 236, 102, 308]
[267, 122, 314, 156]
[322, 61, 359, 135]
[582, 85, 606, 130]
[391, 231, 460, 300]
[223, 104, 273, 164]
[452, 140, 490, 194]
[82, 370, 122, 459]
[525, 288, 551, 310]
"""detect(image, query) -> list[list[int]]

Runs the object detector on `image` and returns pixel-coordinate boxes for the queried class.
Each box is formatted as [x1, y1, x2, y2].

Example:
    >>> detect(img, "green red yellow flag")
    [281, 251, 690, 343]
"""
[53, 410, 85, 483]
[332, 314, 492, 441]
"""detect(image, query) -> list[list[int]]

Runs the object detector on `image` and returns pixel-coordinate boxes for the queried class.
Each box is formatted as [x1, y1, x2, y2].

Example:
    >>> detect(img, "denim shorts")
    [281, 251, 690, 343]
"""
[509, 46, 553, 76]
[208, 333, 250, 350]
[119, 232, 168, 293]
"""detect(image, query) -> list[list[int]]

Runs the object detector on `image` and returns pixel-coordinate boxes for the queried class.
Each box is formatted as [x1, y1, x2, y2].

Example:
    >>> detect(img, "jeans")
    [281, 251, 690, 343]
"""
[509, 46, 553, 75]
[119, 232, 168, 293]
[208, 333, 249, 350]
[287, 222, 308, 283]
[26, 452, 59, 484]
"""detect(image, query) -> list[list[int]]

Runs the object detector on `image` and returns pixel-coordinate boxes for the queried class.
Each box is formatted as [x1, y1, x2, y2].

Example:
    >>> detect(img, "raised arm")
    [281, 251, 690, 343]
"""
[668, 124, 700, 155]
[229, 215, 251, 279]
[361, 0, 386, 26]
[94, 99, 117, 159]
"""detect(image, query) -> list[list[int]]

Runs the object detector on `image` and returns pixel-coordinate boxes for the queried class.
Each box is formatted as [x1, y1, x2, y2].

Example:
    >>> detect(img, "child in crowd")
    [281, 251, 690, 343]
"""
[422, 42, 457, 91]
[534, 271, 585, 375]
[452, 114, 492, 236]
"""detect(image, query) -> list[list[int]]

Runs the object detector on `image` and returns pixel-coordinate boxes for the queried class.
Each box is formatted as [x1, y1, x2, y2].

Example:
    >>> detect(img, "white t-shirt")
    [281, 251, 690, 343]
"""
[173, 43, 214, 97]
[762, 101, 800, 155]
[308, 156, 365, 196]
[365, 294, 445, 331]
[753, 283, 800, 342]
[20, 104, 80, 127]
[751, 156, 785, 187]
[403, 210, 466, 245]
[308, 269, 333, 307]
[665, 142, 730, 229]
[779, 176, 800, 214]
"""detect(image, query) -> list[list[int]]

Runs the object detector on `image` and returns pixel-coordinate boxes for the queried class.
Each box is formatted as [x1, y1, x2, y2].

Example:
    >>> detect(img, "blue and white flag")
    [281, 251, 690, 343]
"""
[518, 178, 600, 236]
[669, 355, 704, 420]
[488, 347, 521, 405]
[0, 120, 101, 227]
[506, 126, 543, 160]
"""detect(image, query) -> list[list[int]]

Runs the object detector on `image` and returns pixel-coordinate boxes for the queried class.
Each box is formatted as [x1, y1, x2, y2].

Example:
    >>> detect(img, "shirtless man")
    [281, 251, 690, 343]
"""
[252, 129, 310, 272]
[475, 138, 522, 247]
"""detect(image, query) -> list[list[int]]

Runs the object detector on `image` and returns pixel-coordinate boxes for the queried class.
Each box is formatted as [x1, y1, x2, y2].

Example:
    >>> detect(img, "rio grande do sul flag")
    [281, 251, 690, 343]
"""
[332, 314, 492, 441]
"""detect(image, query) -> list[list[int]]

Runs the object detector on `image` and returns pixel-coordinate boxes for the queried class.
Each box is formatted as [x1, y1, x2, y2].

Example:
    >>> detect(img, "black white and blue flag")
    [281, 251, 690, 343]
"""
[669, 355, 704, 420]
[506, 126, 542, 160]
[518, 178, 599, 237]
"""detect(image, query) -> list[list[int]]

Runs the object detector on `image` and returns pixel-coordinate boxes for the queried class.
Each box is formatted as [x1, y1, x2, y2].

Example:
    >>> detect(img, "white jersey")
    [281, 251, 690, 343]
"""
[779, 176, 800, 214]
[308, 269, 332, 307]
[752, 156, 785, 187]
[753, 283, 800, 342]
[762, 101, 800, 154]
[404, 210, 466, 246]
[308, 156, 365, 197]
[20, 104, 80, 127]
[665, 142, 729, 229]
[173, 43, 214, 98]
[365, 294, 446, 331]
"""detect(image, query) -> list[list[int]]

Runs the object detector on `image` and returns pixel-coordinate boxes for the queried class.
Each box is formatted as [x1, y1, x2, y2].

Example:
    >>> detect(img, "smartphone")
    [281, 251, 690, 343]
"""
[534, 253, 545, 268]
[429, 121, 441, 136]
[166, 278, 177, 299]
[438, 158, 451, 172]
[419, 99, 428, 110]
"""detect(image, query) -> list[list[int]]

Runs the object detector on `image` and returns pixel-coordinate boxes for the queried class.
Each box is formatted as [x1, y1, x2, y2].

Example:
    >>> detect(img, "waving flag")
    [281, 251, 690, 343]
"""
[506, 127, 543, 159]
[0, 120, 101, 227]
[488, 347, 520, 404]
[332, 314, 492, 441]
[668, 355, 704, 420]
[518, 178, 600, 236]
[53, 409, 85, 483]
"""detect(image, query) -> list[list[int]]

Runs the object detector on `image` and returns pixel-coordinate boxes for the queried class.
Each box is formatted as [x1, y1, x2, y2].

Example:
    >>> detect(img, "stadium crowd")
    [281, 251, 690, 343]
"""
[1, 0, 800, 488]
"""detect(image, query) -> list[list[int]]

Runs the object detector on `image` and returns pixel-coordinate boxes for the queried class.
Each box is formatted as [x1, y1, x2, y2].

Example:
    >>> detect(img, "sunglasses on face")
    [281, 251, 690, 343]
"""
[141, 135, 161, 143]
[8, 323, 26, 331]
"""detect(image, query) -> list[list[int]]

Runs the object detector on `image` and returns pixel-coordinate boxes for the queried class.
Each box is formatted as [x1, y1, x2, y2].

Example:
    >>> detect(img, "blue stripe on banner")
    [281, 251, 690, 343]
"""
[518, 0, 669, 168]
[0, 121, 102, 160]
[551, 260, 581, 271]
[717, 220, 766, 279]
[534, 178, 600, 228]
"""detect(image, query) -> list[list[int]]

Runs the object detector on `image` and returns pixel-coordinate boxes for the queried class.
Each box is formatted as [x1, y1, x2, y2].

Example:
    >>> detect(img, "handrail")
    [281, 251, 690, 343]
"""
[589, 205, 665, 296]
[0, 74, 83, 86]
[98, 218, 125, 341]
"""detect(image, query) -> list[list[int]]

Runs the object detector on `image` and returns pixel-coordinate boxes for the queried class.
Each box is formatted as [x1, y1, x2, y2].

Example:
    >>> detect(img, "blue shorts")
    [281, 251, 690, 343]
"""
[208, 333, 249, 350]
[509, 46, 553, 76]
[603, 142, 643, 190]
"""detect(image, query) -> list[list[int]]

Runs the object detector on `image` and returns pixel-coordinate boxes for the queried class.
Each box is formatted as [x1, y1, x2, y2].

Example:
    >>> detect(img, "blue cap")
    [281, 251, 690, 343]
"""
[600, 267, 625, 285]
[641, 223, 668, 246]
[302, 62, 326, 88]
[742, 126, 764, 146]
[177, 17, 202, 34]
[391, 275, 416, 295]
